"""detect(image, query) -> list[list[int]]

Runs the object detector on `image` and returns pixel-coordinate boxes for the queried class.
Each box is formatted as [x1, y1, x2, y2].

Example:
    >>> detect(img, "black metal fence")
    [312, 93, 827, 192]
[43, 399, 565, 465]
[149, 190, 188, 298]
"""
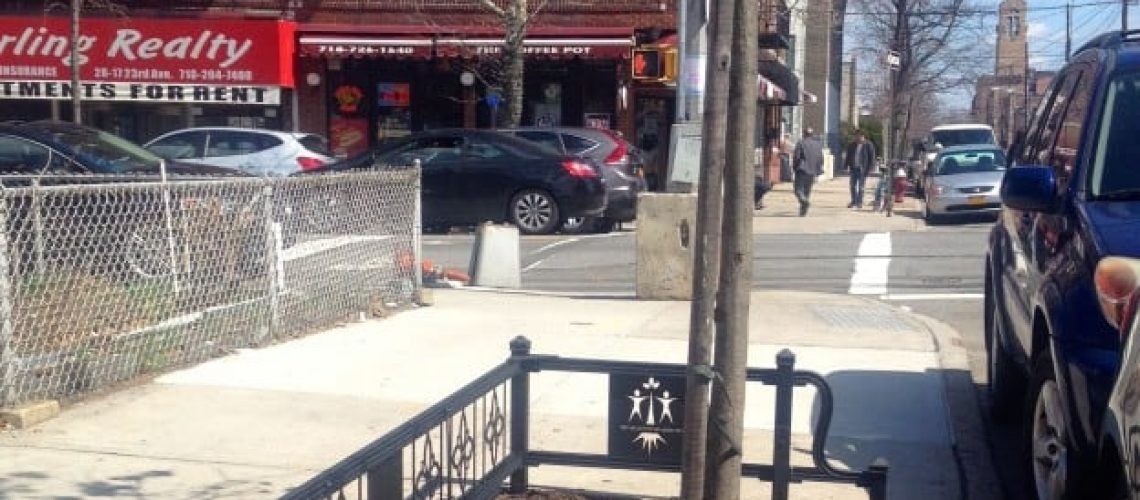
[281, 337, 889, 500]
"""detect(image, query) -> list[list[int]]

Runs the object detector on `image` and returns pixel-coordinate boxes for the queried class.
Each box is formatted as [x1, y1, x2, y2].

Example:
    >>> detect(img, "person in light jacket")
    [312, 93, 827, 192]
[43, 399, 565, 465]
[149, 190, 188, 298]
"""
[792, 128, 825, 216]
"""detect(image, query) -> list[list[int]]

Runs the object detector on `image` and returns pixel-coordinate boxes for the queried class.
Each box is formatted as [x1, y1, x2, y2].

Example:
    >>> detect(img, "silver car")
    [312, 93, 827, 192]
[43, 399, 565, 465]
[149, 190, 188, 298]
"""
[920, 145, 1006, 223]
[144, 127, 335, 177]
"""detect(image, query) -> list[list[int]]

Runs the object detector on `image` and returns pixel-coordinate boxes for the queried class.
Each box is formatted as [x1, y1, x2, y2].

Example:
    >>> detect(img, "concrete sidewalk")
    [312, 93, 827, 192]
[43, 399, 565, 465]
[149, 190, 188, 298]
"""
[0, 289, 994, 499]
[755, 176, 929, 234]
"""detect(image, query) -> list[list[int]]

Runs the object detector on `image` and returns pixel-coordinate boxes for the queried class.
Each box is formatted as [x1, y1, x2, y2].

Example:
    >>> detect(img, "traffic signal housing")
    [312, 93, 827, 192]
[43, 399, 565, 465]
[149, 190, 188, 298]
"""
[632, 48, 677, 83]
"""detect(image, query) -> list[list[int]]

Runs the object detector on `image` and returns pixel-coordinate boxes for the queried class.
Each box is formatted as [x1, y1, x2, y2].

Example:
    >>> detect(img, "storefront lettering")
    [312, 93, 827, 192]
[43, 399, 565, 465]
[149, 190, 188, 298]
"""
[0, 81, 279, 104]
[317, 45, 419, 56]
[0, 26, 256, 69]
[473, 45, 594, 56]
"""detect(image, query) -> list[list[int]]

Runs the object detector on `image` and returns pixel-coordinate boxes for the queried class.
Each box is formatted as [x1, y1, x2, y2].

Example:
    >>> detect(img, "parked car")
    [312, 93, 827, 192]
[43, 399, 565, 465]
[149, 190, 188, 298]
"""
[502, 126, 645, 233]
[1101, 259, 1140, 499]
[985, 31, 1140, 499]
[144, 127, 335, 177]
[325, 129, 607, 235]
[0, 120, 254, 278]
[919, 145, 1006, 223]
[915, 124, 997, 196]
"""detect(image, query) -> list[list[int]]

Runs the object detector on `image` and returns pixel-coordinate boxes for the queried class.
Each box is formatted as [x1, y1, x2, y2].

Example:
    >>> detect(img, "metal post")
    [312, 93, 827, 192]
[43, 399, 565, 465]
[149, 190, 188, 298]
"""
[158, 160, 182, 297]
[1065, 1, 1072, 61]
[771, 349, 795, 500]
[676, 0, 688, 120]
[1125, 0, 1130, 31]
[366, 453, 403, 499]
[508, 336, 532, 494]
[866, 458, 890, 500]
[31, 179, 44, 273]
[412, 160, 423, 297]
[0, 192, 15, 407]
[69, 0, 82, 124]
[262, 184, 279, 343]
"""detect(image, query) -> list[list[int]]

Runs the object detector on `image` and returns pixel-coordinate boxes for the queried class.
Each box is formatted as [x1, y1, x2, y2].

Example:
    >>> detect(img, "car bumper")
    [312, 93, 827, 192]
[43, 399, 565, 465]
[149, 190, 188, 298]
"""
[604, 183, 644, 221]
[927, 192, 1001, 215]
[557, 178, 608, 218]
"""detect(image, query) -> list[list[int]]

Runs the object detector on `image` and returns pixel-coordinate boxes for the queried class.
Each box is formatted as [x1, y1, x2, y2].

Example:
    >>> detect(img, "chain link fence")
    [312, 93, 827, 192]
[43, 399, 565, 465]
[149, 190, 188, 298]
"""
[0, 169, 420, 408]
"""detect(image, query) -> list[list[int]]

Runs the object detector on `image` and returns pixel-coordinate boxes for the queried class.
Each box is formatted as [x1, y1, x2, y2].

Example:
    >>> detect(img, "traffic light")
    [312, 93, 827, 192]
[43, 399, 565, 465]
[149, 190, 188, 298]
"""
[632, 48, 677, 83]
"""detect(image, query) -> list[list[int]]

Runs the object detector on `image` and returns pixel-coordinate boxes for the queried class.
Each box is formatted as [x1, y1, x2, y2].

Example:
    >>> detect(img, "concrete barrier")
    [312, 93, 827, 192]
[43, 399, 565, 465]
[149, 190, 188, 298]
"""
[636, 193, 697, 300]
[468, 222, 522, 288]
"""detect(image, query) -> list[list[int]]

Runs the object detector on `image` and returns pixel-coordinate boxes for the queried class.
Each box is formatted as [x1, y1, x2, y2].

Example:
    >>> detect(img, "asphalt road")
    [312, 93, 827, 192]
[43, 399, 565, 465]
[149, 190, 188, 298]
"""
[422, 218, 1026, 498]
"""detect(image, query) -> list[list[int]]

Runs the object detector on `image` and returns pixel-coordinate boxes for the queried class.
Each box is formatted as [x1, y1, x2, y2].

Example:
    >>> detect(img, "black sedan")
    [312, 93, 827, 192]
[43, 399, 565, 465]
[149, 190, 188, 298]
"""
[327, 129, 607, 235]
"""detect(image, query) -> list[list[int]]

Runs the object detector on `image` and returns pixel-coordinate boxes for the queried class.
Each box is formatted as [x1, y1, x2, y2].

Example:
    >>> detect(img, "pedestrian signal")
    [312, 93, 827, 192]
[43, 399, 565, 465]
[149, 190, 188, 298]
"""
[633, 49, 663, 80]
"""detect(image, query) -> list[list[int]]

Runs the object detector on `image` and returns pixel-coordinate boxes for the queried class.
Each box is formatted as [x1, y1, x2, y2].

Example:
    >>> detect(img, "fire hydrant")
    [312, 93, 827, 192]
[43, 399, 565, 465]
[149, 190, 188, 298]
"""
[892, 166, 909, 203]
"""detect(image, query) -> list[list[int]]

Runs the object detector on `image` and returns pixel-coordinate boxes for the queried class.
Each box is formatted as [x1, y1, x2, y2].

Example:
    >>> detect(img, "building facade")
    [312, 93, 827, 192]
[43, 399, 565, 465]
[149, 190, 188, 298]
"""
[971, 0, 1033, 147]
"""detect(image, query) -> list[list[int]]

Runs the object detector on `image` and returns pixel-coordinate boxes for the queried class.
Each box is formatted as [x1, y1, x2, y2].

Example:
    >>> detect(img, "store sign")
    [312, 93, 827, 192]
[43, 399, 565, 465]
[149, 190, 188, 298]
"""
[0, 16, 295, 87]
[0, 81, 281, 104]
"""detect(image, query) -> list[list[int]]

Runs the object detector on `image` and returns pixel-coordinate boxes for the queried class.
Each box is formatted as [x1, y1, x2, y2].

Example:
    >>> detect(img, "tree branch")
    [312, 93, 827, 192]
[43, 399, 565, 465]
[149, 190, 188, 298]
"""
[475, 0, 507, 18]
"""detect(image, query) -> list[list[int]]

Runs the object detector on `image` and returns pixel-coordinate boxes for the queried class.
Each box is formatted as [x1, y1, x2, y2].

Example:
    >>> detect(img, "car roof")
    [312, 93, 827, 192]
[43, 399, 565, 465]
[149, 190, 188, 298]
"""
[938, 144, 1004, 154]
[930, 124, 993, 131]
[155, 127, 298, 138]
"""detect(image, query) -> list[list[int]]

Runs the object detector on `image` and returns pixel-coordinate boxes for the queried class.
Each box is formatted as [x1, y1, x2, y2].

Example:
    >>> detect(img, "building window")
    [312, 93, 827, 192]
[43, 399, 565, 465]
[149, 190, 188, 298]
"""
[1007, 15, 1020, 37]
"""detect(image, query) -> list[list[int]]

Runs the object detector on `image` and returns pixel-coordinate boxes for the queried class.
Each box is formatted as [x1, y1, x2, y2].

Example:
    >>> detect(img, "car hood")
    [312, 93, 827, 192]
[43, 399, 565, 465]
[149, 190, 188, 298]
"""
[1083, 201, 1140, 257]
[931, 171, 1004, 188]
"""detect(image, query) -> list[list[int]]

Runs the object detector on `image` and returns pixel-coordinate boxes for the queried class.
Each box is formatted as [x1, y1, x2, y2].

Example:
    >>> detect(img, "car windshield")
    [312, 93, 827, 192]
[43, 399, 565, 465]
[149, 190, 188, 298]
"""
[38, 124, 162, 172]
[935, 150, 1006, 175]
[931, 129, 996, 148]
[1090, 72, 1140, 199]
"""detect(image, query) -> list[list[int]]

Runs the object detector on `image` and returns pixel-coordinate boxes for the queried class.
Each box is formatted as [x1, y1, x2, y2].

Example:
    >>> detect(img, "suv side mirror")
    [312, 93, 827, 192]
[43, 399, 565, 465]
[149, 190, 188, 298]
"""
[1001, 166, 1058, 212]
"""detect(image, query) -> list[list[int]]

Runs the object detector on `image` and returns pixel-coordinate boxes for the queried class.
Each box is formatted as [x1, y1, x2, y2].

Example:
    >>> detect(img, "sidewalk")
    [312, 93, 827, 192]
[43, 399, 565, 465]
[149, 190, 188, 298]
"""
[755, 176, 929, 234]
[0, 288, 994, 499]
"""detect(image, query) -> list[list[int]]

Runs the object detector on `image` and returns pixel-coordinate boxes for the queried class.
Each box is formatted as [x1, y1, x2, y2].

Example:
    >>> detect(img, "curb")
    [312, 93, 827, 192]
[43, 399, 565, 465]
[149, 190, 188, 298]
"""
[911, 310, 1002, 500]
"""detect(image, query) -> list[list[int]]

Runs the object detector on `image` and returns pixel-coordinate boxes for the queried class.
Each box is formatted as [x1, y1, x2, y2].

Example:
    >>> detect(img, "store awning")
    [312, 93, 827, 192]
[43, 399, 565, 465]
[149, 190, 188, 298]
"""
[298, 25, 635, 59]
[757, 60, 800, 106]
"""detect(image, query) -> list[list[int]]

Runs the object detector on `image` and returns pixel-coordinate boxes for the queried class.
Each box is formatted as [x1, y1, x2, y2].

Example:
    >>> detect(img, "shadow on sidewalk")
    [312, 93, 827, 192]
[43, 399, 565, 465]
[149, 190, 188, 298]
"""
[0, 469, 278, 500]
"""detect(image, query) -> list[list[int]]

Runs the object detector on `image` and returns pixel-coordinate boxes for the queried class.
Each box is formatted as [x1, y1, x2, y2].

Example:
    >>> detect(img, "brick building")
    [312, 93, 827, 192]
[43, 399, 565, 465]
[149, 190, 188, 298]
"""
[970, 0, 1043, 147]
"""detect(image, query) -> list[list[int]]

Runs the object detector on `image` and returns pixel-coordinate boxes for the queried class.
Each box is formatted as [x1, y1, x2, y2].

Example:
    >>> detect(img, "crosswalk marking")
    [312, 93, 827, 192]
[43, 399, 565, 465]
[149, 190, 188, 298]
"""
[849, 232, 892, 295]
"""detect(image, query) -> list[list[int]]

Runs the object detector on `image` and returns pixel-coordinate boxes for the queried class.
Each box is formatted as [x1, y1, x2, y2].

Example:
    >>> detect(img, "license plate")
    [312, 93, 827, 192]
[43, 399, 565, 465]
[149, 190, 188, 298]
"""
[967, 195, 987, 206]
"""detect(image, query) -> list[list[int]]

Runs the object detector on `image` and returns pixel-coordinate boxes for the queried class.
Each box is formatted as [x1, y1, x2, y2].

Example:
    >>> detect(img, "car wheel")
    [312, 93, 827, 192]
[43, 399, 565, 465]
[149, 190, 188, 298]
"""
[923, 197, 939, 225]
[560, 216, 593, 234]
[1025, 353, 1080, 500]
[510, 189, 560, 235]
[986, 282, 1022, 422]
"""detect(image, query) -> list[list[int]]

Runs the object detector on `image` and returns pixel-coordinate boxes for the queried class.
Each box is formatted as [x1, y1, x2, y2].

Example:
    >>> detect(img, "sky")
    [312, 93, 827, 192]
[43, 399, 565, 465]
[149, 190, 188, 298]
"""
[843, 1, 1139, 113]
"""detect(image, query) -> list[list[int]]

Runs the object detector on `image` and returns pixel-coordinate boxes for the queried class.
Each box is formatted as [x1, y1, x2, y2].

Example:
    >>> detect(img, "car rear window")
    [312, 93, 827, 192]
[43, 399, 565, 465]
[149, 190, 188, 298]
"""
[562, 134, 600, 154]
[298, 134, 333, 157]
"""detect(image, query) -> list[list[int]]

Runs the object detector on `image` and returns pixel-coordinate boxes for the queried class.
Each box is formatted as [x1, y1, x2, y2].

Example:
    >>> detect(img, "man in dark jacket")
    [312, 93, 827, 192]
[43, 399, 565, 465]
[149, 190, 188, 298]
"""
[844, 129, 877, 209]
[792, 128, 825, 216]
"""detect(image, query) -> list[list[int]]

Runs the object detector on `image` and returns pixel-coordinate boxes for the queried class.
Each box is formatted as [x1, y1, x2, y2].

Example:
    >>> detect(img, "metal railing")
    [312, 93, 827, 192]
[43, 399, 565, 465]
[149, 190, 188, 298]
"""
[282, 337, 889, 500]
[0, 170, 421, 408]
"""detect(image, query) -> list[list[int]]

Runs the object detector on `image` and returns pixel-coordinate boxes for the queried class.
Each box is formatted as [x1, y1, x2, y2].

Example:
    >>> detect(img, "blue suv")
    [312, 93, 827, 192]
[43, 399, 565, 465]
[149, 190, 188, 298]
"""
[986, 30, 1140, 499]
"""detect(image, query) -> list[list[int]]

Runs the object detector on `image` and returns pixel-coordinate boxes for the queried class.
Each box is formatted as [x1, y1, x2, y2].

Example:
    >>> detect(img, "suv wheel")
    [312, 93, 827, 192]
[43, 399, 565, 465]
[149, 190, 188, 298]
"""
[1025, 354, 1079, 499]
[985, 284, 1021, 422]
[510, 189, 560, 235]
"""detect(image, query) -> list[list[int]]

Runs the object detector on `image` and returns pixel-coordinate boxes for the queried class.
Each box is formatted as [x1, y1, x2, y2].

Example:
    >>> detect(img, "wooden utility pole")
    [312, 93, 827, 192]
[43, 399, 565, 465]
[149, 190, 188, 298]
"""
[1065, 1, 1071, 61]
[70, 0, 82, 124]
[679, 0, 734, 496]
[703, 0, 757, 494]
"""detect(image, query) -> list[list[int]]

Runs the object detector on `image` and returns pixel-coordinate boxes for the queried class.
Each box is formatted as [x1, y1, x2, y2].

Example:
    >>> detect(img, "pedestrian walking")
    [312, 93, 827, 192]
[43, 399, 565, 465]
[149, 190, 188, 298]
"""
[792, 127, 824, 216]
[844, 129, 877, 209]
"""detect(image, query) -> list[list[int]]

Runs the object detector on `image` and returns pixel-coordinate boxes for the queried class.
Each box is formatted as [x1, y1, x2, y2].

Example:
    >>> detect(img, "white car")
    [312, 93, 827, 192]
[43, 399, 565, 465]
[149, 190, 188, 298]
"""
[144, 127, 335, 176]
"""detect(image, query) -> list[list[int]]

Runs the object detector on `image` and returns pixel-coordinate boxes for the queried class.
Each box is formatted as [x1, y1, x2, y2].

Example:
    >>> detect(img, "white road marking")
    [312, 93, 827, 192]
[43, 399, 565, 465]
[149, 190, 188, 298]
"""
[880, 293, 984, 301]
[283, 235, 392, 262]
[848, 232, 892, 295]
[522, 258, 547, 273]
[532, 237, 580, 255]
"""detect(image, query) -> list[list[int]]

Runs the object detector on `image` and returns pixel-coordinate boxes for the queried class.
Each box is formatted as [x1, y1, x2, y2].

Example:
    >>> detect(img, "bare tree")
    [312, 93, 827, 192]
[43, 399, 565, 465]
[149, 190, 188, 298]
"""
[848, 0, 986, 157]
[471, 0, 550, 127]
[45, 0, 127, 124]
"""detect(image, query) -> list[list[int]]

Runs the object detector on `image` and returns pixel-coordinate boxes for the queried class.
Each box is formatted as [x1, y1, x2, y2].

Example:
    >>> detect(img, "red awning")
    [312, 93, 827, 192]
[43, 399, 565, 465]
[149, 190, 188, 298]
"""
[298, 24, 634, 60]
[757, 74, 788, 102]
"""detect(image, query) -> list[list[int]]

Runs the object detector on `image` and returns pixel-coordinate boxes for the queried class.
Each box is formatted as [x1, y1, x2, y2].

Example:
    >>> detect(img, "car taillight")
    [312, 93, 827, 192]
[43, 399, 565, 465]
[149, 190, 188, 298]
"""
[600, 130, 629, 166]
[562, 159, 597, 178]
[1095, 257, 1140, 333]
[297, 156, 326, 171]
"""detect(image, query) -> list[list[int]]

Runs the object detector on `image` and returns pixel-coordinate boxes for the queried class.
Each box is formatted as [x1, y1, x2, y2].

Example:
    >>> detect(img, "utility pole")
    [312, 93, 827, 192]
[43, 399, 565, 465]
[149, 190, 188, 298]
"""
[1125, 0, 1130, 31]
[676, 0, 709, 122]
[1065, 1, 1071, 61]
[704, 0, 756, 494]
[679, 0, 733, 496]
[70, 0, 82, 124]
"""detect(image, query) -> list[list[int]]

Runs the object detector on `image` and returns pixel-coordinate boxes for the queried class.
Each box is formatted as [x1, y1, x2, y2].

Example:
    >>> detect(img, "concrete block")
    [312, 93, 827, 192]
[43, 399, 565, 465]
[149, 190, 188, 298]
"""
[0, 400, 60, 429]
[636, 193, 697, 300]
[823, 150, 835, 180]
[468, 222, 521, 288]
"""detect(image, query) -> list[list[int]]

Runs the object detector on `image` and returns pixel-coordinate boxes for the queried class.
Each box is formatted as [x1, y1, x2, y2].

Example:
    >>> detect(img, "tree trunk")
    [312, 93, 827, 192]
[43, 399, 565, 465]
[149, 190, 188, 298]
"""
[70, 0, 82, 124]
[679, 0, 733, 495]
[705, 0, 757, 495]
[501, 1, 527, 128]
